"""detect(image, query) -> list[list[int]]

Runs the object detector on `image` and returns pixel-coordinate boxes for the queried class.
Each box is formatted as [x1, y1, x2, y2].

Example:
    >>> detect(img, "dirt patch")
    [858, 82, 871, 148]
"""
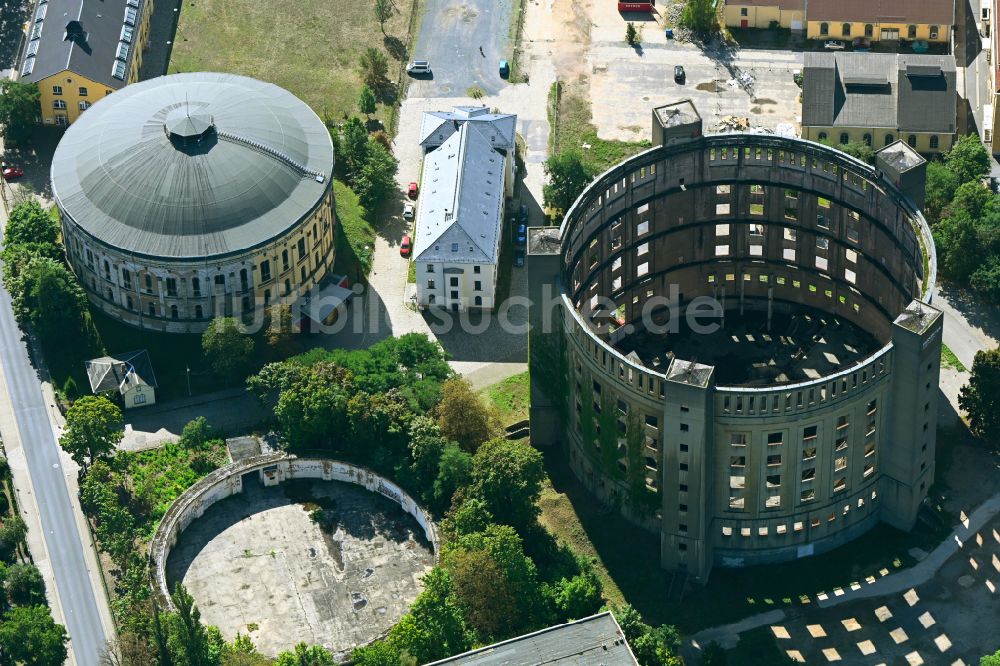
[696, 80, 724, 92]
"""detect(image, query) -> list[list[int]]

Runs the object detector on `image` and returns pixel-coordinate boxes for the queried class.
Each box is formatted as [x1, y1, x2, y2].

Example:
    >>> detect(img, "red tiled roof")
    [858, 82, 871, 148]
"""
[807, 0, 954, 24]
[729, 0, 805, 9]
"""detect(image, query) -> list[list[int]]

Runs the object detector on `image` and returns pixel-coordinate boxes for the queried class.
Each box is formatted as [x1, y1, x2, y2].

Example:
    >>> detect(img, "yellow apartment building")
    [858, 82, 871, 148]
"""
[724, 0, 805, 31]
[19, 0, 153, 125]
[806, 0, 955, 44]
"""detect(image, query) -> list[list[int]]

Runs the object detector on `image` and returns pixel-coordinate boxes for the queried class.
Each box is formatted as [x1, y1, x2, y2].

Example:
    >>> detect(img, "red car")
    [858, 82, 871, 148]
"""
[400, 235, 412, 258]
[407, 182, 418, 199]
[1, 166, 24, 182]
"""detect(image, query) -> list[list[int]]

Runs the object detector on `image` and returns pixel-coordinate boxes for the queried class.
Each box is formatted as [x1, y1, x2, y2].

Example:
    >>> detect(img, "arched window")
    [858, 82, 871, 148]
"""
[103, 260, 110, 279]
[818, 132, 828, 142]
[126, 295, 133, 311]
[474, 296, 483, 306]
[240, 268, 249, 290]
[192, 277, 200, 296]
[820, 22, 829, 36]
[842, 23, 851, 37]
[907, 135, 917, 147]
[907, 25, 917, 39]
[106, 288, 113, 302]
[884, 134, 894, 146]
[170, 305, 178, 320]
[195, 305, 203, 319]
[840, 132, 850, 145]
[148, 302, 155, 317]
[930, 135, 939, 149]
[863, 133, 872, 146]
[864, 24, 873, 37]
[264, 289, 271, 305]
[145, 273, 152, 293]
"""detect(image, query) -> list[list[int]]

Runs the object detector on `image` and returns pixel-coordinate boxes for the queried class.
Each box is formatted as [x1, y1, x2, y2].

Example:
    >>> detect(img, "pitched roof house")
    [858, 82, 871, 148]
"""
[85, 349, 157, 408]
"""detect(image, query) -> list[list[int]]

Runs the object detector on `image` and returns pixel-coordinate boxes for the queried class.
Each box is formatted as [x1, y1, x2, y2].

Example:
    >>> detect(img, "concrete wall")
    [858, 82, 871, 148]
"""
[61, 189, 336, 333]
[724, 5, 805, 30]
[150, 455, 439, 609]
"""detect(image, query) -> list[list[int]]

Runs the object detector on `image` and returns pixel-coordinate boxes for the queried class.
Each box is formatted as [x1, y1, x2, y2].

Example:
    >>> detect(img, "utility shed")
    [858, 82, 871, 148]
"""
[85, 349, 157, 408]
[424, 612, 639, 665]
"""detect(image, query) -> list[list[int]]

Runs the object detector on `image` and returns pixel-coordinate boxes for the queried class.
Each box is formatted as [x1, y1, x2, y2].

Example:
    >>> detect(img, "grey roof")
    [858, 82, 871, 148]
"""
[654, 99, 701, 128]
[802, 53, 956, 134]
[806, 0, 953, 24]
[51, 73, 334, 260]
[414, 122, 505, 264]
[877, 140, 926, 171]
[85, 349, 156, 394]
[419, 106, 517, 152]
[425, 612, 639, 665]
[20, 0, 147, 88]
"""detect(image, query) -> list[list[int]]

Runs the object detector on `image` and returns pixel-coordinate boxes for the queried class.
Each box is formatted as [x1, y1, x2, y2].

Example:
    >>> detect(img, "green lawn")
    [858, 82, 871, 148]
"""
[941, 344, 968, 372]
[549, 81, 651, 176]
[482, 371, 529, 425]
[538, 447, 950, 633]
[332, 179, 375, 278]
[169, 0, 417, 125]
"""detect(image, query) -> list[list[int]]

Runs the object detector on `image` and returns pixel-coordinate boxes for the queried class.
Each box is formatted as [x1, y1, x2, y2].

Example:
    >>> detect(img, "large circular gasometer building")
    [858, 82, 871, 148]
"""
[51, 72, 336, 333]
[527, 101, 943, 582]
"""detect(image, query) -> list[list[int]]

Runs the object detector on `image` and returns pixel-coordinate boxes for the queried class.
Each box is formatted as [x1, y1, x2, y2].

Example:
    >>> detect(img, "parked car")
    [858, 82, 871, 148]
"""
[852, 37, 871, 51]
[514, 247, 525, 267]
[408, 181, 419, 199]
[499, 60, 510, 78]
[406, 60, 431, 76]
[518, 204, 528, 225]
[400, 235, 412, 257]
[823, 40, 846, 50]
[1, 165, 23, 182]
[403, 202, 415, 220]
[515, 223, 527, 246]
[674, 65, 685, 83]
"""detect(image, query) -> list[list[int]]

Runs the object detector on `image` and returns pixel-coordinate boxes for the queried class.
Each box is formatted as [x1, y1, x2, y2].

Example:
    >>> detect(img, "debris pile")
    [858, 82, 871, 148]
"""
[665, 3, 695, 42]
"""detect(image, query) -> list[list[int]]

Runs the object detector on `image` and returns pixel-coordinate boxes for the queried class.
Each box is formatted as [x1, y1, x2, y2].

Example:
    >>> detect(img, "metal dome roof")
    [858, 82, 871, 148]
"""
[51, 72, 335, 260]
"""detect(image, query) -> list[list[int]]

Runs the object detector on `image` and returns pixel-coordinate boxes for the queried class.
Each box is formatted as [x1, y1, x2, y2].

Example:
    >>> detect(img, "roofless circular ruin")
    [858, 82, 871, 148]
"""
[527, 101, 943, 582]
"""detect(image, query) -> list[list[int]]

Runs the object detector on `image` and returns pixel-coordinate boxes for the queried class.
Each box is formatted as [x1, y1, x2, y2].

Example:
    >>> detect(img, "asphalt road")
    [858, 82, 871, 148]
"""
[407, 0, 514, 97]
[0, 257, 107, 662]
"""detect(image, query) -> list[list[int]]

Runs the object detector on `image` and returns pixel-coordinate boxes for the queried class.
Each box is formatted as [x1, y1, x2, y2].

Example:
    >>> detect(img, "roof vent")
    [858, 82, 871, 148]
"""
[164, 106, 216, 148]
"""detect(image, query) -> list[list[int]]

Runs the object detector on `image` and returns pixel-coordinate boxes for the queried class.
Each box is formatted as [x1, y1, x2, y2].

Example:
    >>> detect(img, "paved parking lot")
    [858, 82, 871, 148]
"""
[589, 43, 804, 142]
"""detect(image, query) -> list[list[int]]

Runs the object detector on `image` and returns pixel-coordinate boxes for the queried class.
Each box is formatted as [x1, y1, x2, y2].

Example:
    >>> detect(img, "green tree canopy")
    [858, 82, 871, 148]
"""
[374, 0, 393, 35]
[59, 395, 124, 469]
[543, 151, 594, 216]
[982, 650, 1000, 666]
[359, 47, 390, 90]
[165, 583, 219, 666]
[9, 256, 88, 342]
[466, 438, 545, 531]
[0, 80, 41, 145]
[934, 213, 985, 282]
[273, 362, 353, 450]
[945, 134, 992, 184]
[679, 0, 717, 33]
[0, 604, 68, 666]
[436, 377, 502, 452]
[179, 417, 215, 449]
[358, 85, 377, 117]
[354, 138, 399, 208]
[275, 643, 335, 666]
[202, 317, 255, 379]
[384, 568, 471, 663]
[0, 201, 62, 281]
[4, 563, 46, 606]
[959, 347, 1000, 440]
[924, 160, 961, 224]
[433, 443, 473, 513]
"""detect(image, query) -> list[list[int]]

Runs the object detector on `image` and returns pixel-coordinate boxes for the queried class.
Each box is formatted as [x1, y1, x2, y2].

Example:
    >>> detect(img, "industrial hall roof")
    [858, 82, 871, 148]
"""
[51, 72, 335, 260]
[419, 106, 517, 152]
[802, 52, 956, 133]
[86, 349, 157, 395]
[805, 0, 954, 24]
[20, 0, 148, 87]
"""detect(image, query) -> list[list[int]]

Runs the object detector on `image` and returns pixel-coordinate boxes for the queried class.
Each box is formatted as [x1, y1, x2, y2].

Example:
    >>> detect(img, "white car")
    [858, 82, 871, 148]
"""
[406, 60, 431, 75]
[823, 40, 846, 50]
[403, 202, 415, 220]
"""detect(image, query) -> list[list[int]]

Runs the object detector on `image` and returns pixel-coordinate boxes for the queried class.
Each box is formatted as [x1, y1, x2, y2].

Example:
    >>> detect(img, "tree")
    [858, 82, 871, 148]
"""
[9, 257, 88, 343]
[700, 642, 728, 666]
[945, 134, 991, 184]
[179, 417, 215, 449]
[5, 563, 46, 606]
[433, 443, 473, 513]
[959, 347, 1000, 440]
[836, 141, 875, 165]
[359, 47, 390, 90]
[220, 633, 270, 666]
[0, 200, 62, 277]
[543, 151, 594, 215]
[165, 583, 213, 666]
[358, 85, 377, 119]
[924, 160, 961, 224]
[550, 569, 602, 620]
[275, 643, 335, 666]
[947, 181, 993, 220]
[0, 515, 27, 562]
[982, 650, 1000, 666]
[934, 213, 985, 282]
[374, 0, 393, 36]
[202, 317, 255, 379]
[385, 568, 470, 663]
[0, 80, 41, 145]
[441, 497, 494, 539]
[354, 138, 399, 208]
[0, 605, 68, 666]
[970, 255, 1000, 303]
[467, 438, 545, 531]
[100, 632, 157, 666]
[339, 117, 370, 180]
[265, 303, 296, 356]
[59, 395, 123, 469]
[273, 362, 353, 450]
[436, 377, 501, 452]
[631, 624, 683, 666]
[679, 0, 717, 33]
[625, 22, 638, 46]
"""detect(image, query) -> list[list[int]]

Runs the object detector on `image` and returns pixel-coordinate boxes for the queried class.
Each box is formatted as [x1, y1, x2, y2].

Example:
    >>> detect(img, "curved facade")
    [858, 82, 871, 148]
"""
[51, 72, 336, 332]
[528, 113, 942, 581]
